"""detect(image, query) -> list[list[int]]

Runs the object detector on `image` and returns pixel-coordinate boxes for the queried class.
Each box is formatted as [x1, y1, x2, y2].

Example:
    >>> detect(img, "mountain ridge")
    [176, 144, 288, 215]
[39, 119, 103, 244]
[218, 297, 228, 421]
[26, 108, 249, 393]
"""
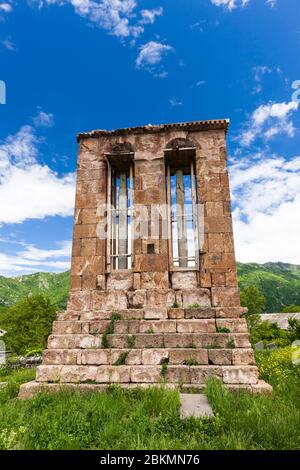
[0, 262, 300, 313]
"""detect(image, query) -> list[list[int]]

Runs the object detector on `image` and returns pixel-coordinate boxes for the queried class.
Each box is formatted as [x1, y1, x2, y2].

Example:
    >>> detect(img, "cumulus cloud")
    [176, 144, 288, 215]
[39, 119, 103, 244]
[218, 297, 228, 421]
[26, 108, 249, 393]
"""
[136, 40, 174, 76]
[239, 100, 298, 146]
[210, 0, 276, 10]
[210, 0, 249, 10]
[0, 123, 76, 224]
[31, 1, 163, 39]
[0, 240, 71, 275]
[1, 38, 16, 51]
[33, 110, 54, 128]
[230, 152, 300, 263]
[0, 2, 13, 13]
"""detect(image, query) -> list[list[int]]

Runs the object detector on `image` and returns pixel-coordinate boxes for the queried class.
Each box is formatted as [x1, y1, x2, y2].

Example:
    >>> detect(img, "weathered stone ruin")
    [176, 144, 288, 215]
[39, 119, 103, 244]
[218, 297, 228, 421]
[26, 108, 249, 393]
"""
[19, 120, 271, 398]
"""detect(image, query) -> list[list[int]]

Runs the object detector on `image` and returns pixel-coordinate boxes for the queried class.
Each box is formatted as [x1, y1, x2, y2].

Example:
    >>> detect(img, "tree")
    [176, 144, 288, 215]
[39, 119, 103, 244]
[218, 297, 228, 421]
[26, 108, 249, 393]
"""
[0, 295, 56, 355]
[240, 285, 266, 316]
[282, 305, 300, 313]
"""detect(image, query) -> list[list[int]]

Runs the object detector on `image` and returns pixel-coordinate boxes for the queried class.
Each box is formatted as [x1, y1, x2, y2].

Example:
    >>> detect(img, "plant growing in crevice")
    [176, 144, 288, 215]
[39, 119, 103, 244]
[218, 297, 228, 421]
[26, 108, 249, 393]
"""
[127, 335, 135, 348]
[101, 312, 122, 348]
[114, 351, 129, 366]
[216, 327, 231, 333]
[171, 302, 180, 309]
[160, 357, 169, 378]
[227, 339, 235, 349]
[188, 303, 201, 309]
[183, 358, 199, 366]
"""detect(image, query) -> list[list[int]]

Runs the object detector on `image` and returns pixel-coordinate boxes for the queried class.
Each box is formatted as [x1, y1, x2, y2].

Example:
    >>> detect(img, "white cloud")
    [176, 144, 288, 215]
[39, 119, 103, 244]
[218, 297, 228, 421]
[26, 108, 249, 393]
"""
[1, 38, 16, 51]
[239, 100, 298, 146]
[210, 0, 276, 10]
[139, 7, 163, 25]
[0, 240, 71, 276]
[31, 1, 163, 39]
[33, 110, 54, 128]
[0, 123, 76, 224]
[169, 97, 183, 107]
[210, 0, 249, 10]
[0, 2, 13, 13]
[230, 152, 300, 264]
[136, 40, 174, 75]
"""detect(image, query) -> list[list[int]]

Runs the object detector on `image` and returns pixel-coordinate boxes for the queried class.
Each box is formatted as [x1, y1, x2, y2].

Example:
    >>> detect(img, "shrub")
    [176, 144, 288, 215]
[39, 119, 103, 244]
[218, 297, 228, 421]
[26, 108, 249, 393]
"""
[240, 285, 266, 315]
[282, 305, 300, 313]
[0, 295, 56, 355]
[250, 320, 292, 347]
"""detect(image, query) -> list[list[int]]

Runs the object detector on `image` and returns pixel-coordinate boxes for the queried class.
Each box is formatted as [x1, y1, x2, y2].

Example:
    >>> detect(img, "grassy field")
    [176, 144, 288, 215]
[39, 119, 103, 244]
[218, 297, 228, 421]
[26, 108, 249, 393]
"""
[0, 347, 299, 450]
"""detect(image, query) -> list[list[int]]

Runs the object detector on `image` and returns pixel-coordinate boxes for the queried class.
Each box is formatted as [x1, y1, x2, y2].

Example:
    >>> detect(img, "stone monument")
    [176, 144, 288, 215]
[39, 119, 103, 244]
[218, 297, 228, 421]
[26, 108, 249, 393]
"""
[19, 120, 271, 398]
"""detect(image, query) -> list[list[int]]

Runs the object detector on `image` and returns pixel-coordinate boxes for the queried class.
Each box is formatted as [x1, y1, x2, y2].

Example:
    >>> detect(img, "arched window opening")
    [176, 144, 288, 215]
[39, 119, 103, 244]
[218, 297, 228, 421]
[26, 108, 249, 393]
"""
[106, 144, 134, 270]
[165, 141, 199, 269]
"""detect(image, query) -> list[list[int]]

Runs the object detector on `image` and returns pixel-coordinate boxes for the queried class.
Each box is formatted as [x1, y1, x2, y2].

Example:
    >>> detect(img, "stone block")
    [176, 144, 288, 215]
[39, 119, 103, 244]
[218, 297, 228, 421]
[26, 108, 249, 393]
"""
[214, 307, 246, 318]
[211, 287, 240, 307]
[134, 254, 168, 273]
[96, 274, 106, 290]
[163, 334, 193, 348]
[36, 365, 62, 383]
[205, 217, 233, 233]
[211, 272, 226, 286]
[146, 289, 175, 307]
[131, 366, 161, 383]
[144, 307, 168, 319]
[141, 272, 169, 289]
[181, 289, 211, 308]
[166, 366, 190, 384]
[106, 272, 133, 291]
[134, 334, 164, 349]
[142, 349, 169, 365]
[139, 320, 176, 333]
[190, 366, 223, 384]
[222, 366, 258, 385]
[206, 202, 224, 217]
[168, 308, 185, 319]
[60, 365, 98, 383]
[67, 291, 92, 311]
[52, 321, 82, 335]
[171, 272, 198, 290]
[232, 349, 255, 365]
[185, 307, 216, 319]
[169, 349, 208, 365]
[177, 319, 216, 333]
[216, 318, 248, 333]
[89, 320, 111, 334]
[42, 349, 78, 365]
[133, 273, 141, 290]
[81, 238, 97, 256]
[81, 350, 110, 365]
[92, 290, 128, 310]
[208, 349, 232, 365]
[128, 290, 146, 309]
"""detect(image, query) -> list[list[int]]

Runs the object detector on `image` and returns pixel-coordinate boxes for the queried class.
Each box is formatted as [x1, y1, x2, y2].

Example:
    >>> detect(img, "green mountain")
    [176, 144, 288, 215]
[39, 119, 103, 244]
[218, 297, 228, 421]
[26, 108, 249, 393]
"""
[0, 262, 300, 313]
[237, 262, 300, 313]
[0, 271, 70, 311]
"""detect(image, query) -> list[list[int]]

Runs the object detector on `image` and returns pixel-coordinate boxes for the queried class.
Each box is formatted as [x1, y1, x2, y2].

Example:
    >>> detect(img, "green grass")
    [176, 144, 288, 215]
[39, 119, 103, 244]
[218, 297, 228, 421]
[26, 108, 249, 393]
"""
[0, 348, 299, 450]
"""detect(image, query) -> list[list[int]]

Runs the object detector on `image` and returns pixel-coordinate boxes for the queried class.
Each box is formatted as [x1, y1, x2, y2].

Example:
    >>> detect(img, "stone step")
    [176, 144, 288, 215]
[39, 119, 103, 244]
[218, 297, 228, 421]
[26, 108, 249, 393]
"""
[47, 333, 251, 350]
[18, 379, 272, 400]
[57, 306, 246, 322]
[52, 318, 248, 335]
[35, 364, 259, 385]
[42, 348, 255, 366]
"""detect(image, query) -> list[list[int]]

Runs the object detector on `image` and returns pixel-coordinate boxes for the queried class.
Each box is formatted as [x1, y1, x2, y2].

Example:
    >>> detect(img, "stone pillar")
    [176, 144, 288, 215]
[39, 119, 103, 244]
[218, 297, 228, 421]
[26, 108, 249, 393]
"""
[69, 137, 107, 294]
[194, 131, 240, 308]
[133, 159, 169, 290]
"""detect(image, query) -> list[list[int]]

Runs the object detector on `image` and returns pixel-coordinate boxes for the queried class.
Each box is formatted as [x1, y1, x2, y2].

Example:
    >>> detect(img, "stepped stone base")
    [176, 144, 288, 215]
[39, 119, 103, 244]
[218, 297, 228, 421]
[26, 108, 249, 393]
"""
[19, 379, 272, 400]
[19, 300, 272, 398]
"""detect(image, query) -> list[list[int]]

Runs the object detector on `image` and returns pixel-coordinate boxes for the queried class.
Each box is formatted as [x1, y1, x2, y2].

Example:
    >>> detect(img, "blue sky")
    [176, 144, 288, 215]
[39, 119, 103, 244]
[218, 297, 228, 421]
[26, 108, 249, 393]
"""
[0, 0, 300, 275]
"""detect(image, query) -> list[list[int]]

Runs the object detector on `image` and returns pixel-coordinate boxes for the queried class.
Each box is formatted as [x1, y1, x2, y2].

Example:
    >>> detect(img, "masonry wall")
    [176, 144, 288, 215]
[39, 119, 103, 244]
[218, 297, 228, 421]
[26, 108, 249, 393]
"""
[68, 126, 240, 310]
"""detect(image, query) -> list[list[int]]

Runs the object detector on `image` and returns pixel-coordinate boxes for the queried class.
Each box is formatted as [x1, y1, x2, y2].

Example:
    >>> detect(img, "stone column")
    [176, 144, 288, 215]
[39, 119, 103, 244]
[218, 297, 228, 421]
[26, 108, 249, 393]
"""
[194, 130, 240, 308]
[69, 137, 107, 294]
